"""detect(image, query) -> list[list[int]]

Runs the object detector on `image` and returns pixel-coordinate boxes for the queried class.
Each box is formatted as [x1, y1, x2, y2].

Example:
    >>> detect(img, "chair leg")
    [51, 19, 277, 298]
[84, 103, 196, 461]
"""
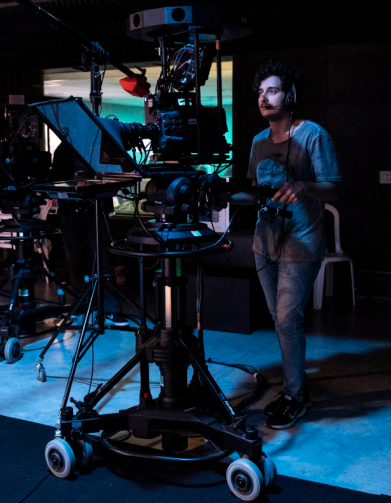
[325, 262, 334, 297]
[349, 261, 356, 306]
[313, 263, 326, 310]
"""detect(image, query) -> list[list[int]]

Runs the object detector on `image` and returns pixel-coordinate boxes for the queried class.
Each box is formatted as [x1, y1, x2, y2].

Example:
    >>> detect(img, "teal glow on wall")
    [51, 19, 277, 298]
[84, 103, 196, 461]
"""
[44, 58, 232, 158]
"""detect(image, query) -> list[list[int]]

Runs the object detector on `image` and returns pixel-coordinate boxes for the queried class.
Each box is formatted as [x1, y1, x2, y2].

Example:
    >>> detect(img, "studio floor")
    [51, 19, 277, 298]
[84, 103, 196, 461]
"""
[1, 277, 391, 498]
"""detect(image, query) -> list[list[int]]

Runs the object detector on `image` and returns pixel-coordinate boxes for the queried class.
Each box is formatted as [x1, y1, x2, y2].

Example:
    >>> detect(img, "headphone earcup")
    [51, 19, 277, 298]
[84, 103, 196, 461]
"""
[285, 83, 297, 111]
[285, 90, 294, 110]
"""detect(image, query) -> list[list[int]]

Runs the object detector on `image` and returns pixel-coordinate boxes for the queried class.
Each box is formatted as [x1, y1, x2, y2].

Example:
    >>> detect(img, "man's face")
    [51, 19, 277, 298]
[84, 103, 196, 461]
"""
[258, 75, 288, 120]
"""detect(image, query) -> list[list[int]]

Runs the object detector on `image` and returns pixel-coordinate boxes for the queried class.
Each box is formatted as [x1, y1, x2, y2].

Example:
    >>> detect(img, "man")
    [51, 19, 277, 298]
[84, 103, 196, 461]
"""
[247, 60, 342, 429]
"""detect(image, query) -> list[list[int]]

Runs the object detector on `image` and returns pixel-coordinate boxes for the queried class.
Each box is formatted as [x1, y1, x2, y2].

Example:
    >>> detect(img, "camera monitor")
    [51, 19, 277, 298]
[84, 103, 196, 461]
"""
[30, 96, 144, 176]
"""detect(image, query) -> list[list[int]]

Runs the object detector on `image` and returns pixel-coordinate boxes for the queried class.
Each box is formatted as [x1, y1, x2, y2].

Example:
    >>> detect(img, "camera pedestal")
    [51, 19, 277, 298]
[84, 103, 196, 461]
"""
[44, 225, 276, 501]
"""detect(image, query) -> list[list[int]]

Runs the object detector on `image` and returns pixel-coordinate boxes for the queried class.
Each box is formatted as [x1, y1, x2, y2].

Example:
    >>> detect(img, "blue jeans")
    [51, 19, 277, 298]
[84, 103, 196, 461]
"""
[255, 254, 322, 401]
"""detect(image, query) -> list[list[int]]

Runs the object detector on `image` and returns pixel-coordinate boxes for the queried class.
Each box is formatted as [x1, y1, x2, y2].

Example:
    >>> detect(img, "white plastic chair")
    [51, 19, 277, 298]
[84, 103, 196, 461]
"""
[313, 204, 356, 310]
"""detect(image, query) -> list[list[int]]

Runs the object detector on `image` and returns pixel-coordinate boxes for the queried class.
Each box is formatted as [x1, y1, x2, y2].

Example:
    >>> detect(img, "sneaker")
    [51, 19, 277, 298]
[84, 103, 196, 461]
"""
[71, 311, 97, 326]
[265, 394, 306, 430]
[264, 388, 312, 416]
[264, 392, 284, 416]
[105, 313, 131, 327]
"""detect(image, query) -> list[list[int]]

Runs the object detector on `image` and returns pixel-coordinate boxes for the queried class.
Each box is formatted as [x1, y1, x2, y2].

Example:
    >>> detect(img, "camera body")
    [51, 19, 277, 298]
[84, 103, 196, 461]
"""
[0, 96, 52, 186]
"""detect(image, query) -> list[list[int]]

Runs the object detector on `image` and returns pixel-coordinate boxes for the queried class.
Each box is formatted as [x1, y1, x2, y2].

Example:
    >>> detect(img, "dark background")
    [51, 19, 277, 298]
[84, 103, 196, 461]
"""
[1, 0, 390, 298]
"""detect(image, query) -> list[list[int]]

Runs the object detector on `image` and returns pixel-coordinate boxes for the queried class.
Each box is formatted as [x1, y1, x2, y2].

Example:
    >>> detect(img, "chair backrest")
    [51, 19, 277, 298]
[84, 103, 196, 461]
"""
[325, 203, 343, 253]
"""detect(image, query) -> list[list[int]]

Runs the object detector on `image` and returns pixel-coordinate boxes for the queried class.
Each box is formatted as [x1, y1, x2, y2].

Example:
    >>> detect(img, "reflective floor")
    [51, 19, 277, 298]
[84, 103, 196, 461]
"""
[1, 278, 391, 497]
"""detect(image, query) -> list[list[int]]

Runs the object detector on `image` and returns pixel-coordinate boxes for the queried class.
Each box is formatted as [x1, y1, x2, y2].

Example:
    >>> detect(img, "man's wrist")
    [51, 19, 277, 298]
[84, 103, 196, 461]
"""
[302, 182, 310, 195]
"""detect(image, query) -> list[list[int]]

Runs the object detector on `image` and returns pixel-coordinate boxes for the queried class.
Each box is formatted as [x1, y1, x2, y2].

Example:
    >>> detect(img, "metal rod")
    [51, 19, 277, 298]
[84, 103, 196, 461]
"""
[59, 279, 98, 413]
[138, 244, 151, 406]
[216, 34, 223, 155]
[94, 199, 105, 327]
[16, 0, 143, 80]
[193, 30, 202, 155]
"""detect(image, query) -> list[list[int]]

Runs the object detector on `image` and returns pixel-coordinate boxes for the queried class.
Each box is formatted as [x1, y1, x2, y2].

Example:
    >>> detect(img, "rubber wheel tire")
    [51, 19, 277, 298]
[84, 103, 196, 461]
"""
[76, 440, 93, 469]
[45, 438, 76, 478]
[259, 451, 277, 488]
[4, 337, 22, 363]
[226, 458, 264, 501]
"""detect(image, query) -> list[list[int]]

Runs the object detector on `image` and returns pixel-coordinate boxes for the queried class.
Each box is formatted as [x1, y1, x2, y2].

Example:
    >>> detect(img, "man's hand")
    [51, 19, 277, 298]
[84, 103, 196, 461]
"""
[271, 181, 308, 204]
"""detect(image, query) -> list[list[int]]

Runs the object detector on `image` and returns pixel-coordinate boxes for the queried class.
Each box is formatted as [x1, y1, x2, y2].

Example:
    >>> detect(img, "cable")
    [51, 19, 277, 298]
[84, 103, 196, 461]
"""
[100, 435, 231, 463]
[102, 209, 115, 244]
[221, 251, 259, 278]
[143, 257, 159, 270]
[133, 199, 161, 244]
[257, 112, 294, 272]
[206, 358, 268, 412]
[88, 340, 95, 395]
[195, 263, 205, 356]
[15, 473, 51, 503]
[115, 204, 243, 258]
[22, 332, 76, 352]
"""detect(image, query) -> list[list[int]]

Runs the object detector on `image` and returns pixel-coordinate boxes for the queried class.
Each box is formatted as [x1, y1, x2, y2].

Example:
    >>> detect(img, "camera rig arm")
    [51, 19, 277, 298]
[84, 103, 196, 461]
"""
[15, 0, 149, 84]
[199, 174, 293, 219]
[136, 172, 292, 222]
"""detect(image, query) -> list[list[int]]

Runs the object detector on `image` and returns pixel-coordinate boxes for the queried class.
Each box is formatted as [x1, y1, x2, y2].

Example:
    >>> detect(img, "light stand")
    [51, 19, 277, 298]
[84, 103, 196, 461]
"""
[32, 46, 149, 379]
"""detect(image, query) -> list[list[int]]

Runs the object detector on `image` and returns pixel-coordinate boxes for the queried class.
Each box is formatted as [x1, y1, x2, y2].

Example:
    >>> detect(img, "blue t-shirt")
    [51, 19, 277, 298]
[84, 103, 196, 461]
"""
[247, 121, 342, 262]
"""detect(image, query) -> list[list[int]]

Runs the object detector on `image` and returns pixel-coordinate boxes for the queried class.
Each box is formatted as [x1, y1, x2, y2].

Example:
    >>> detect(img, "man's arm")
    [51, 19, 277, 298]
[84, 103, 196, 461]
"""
[271, 181, 340, 205]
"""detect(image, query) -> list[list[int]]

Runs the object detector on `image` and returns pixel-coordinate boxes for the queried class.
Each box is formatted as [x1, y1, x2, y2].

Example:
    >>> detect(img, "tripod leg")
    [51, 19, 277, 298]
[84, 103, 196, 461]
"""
[36, 283, 95, 380]
[7, 269, 22, 322]
[104, 277, 156, 325]
[59, 278, 100, 412]
[74, 281, 107, 362]
[34, 238, 50, 283]
[102, 250, 154, 405]
[81, 334, 159, 410]
[36, 238, 78, 304]
[37, 282, 94, 361]
[183, 336, 238, 424]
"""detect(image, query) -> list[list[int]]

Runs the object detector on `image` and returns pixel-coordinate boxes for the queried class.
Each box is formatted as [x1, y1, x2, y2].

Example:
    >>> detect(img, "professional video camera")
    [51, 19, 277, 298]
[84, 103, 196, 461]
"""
[31, 17, 291, 243]
[105, 40, 229, 169]
[0, 96, 52, 221]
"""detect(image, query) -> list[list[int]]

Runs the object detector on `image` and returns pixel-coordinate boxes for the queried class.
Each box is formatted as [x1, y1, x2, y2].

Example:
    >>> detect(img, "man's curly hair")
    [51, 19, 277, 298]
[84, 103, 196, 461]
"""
[253, 60, 305, 103]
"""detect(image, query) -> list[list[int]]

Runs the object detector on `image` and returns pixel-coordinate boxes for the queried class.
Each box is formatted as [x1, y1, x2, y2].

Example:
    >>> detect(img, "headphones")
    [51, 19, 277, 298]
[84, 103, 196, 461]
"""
[285, 81, 297, 111]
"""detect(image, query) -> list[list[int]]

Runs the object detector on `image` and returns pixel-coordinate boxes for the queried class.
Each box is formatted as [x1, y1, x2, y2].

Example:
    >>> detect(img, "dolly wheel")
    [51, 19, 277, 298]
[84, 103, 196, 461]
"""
[45, 438, 76, 478]
[4, 338, 22, 363]
[226, 458, 264, 501]
[76, 440, 94, 469]
[258, 451, 277, 488]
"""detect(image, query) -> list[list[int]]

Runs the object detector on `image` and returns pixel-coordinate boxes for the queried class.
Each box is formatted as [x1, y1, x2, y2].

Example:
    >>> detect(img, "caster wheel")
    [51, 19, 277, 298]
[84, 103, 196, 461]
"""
[45, 438, 76, 478]
[4, 338, 22, 363]
[259, 452, 277, 488]
[75, 440, 93, 469]
[226, 458, 264, 501]
[36, 363, 47, 382]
